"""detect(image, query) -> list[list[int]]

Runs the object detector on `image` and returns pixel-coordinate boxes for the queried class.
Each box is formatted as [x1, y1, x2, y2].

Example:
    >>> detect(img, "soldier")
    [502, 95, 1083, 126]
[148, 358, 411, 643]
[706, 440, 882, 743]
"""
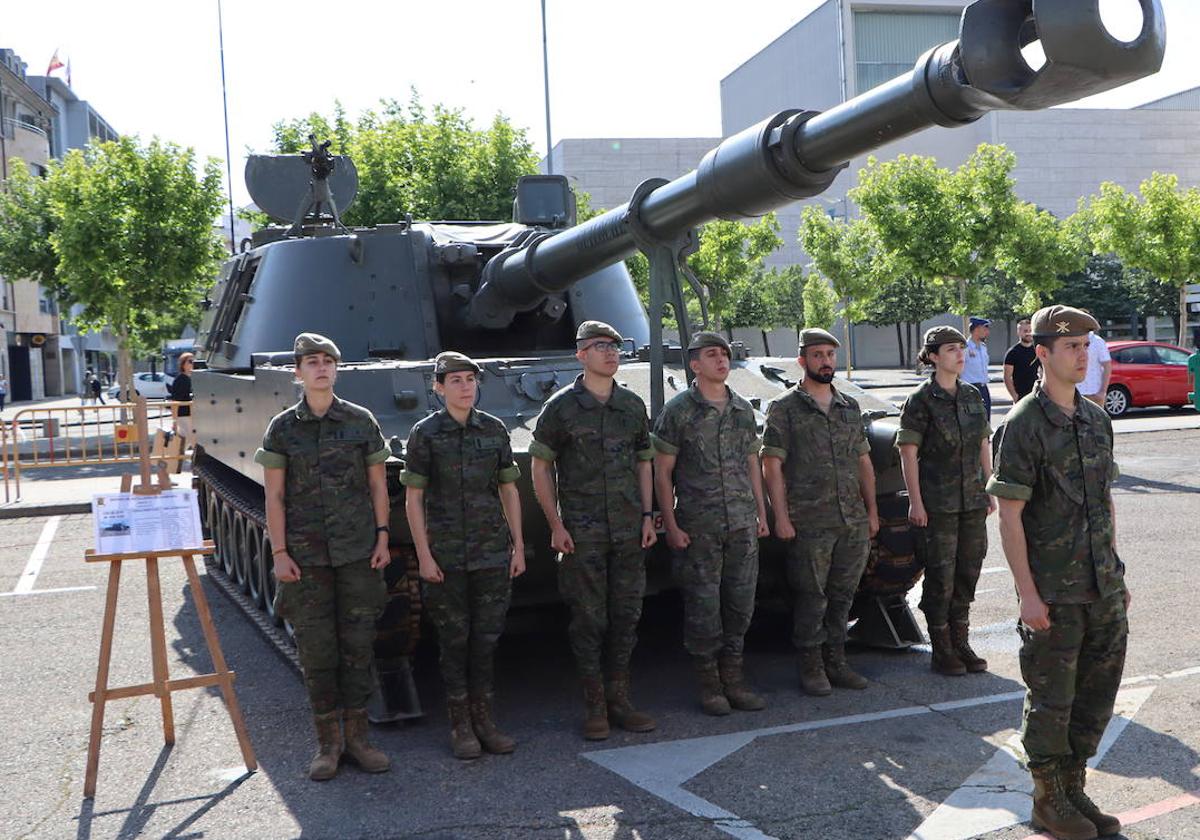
[988, 305, 1129, 840]
[896, 326, 995, 677]
[401, 351, 525, 760]
[255, 332, 392, 781]
[530, 320, 658, 741]
[761, 329, 879, 696]
[653, 331, 769, 715]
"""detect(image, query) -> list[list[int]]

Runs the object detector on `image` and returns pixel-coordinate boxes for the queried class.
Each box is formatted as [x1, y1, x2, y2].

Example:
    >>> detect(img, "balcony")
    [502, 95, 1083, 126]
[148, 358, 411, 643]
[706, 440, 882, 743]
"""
[3, 117, 50, 168]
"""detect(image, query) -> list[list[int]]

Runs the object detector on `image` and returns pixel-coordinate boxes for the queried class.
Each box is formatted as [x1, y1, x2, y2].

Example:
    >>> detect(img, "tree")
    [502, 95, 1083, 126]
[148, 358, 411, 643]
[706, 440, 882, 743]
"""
[860, 275, 951, 367]
[763, 264, 806, 346]
[1084, 172, 1200, 347]
[0, 137, 226, 397]
[687, 214, 783, 334]
[268, 93, 540, 226]
[802, 273, 838, 330]
[0, 164, 58, 290]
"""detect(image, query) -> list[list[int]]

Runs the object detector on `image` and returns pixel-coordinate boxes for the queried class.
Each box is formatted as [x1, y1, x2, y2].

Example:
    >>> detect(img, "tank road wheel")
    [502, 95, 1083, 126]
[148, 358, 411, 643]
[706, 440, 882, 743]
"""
[196, 482, 209, 535]
[232, 513, 251, 593]
[217, 501, 237, 579]
[245, 519, 266, 609]
[261, 531, 282, 626]
[205, 490, 220, 544]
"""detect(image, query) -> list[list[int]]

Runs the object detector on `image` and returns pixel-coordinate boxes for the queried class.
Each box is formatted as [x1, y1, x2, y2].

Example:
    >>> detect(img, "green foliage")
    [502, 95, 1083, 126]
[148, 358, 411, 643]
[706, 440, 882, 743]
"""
[0, 164, 58, 289]
[268, 93, 540, 225]
[798, 208, 884, 321]
[802, 273, 838, 330]
[687, 214, 783, 331]
[762, 264, 806, 333]
[993, 202, 1087, 312]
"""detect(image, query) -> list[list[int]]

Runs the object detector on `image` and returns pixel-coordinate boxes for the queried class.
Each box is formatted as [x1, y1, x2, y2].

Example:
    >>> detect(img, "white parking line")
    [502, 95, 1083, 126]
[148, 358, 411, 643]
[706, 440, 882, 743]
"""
[0, 585, 96, 598]
[13, 516, 60, 594]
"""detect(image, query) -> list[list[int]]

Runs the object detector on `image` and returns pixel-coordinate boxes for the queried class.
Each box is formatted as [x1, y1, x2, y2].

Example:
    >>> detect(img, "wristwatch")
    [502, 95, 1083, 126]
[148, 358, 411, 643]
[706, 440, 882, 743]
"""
[642, 512, 655, 518]
[375, 526, 390, 534]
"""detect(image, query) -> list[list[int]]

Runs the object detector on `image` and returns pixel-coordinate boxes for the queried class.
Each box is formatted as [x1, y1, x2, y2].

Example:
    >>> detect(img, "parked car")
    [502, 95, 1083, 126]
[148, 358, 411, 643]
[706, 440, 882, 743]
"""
[1104, 341, 1194, 417]
[107, 372, 170, 401]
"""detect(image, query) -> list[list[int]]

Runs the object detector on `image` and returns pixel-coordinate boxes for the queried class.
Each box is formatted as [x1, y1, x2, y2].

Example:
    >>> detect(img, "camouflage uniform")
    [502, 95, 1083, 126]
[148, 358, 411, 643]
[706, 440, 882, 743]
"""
[897, 374, 991, 627]
[255, 394, 391, 714]
[988, 383, 1126, 768]
[400, 407, 520, 697]
[531, 373, 655, 679]
[653, 381, 761, 659]
[762, 384, 871, 650]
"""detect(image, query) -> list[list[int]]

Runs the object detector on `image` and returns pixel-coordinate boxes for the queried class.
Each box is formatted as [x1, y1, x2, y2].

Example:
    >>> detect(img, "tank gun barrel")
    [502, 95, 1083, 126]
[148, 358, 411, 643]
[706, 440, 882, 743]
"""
[469, 0, 1165, 328]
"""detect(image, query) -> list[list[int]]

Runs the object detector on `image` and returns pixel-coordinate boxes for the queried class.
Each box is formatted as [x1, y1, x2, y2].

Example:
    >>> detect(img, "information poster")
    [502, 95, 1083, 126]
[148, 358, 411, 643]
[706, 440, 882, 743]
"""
[92, 489, 204, 554]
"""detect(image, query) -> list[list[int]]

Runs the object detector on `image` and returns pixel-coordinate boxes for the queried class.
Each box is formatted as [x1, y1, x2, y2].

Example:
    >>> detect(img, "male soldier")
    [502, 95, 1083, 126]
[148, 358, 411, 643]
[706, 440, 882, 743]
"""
[762, 329, 879, 696]
[988, 305, 1128, 839]
[531, 320, 658, 740]
[653, 331, 770, 716]
[256, 332, 393, 781]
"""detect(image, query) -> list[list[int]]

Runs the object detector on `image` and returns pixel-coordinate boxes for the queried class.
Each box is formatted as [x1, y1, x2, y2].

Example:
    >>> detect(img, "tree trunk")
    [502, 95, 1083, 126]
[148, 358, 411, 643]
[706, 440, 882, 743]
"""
[1181, 282, 1191, 348]
[761, 329, 772, 357]
[895, 322, 904, 367]
[117, 326, 135, 405]
[958, 275, 969, 337]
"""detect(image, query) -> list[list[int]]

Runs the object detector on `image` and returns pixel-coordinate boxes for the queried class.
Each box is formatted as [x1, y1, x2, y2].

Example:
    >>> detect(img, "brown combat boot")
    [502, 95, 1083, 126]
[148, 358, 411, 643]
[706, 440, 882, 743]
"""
[581, 677, 610, 741]
[1063, 760, 1121, 836]
[308, 710, 343, 781]
[342, 708, 390, 773]
[797, 647, 832, 696]
[823, 643, 868, 690]
[469, 693, 516, 754]
[605, 672, 656, 732]
[950, 620, 988, 673]
[928, 624, 968, 676]
[447, 695, 482, 760]
[719, 654, 766, 711]
[694, 658, 732, 716]
[1030, 763, 1099, 840]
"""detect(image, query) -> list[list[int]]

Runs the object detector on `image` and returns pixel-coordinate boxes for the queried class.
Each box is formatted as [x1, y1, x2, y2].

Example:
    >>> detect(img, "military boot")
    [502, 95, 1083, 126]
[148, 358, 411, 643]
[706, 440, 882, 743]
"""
[822, 644, 868, 690]
[342, 708, 390, 773]
[469, 693, 516, 754]
[928, 624, 968, 676]
[694, 658, 732, 716]
[581, 677, 610, 741]
[950, 620, 988, 673]
[1030, 763, 1099, 840]
[797, 647, 832, 697]
[718, 654, 766, 711]
[605, 672, 656, 732]
[308, 710, 343, 781]
[1063, 760, 1121, 836]
[447, 695, 482, 760]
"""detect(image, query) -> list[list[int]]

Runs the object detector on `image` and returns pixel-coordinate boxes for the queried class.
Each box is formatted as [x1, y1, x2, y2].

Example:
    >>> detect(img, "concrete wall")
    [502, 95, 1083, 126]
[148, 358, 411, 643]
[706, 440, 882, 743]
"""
[541, 138, 720, 211]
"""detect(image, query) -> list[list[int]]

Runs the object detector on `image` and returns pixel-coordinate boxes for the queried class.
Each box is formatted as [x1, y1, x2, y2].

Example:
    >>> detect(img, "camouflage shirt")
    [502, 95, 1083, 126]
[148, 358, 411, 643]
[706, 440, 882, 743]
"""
[896, 376, 991, 514]
[652, 382, 761, 534]
[254, 396, 391, 567]
[987, 384, 1123, 603]
[399, 408, 520, 571]
[761, 384, 871, 529]
[530, 374, 655, 543]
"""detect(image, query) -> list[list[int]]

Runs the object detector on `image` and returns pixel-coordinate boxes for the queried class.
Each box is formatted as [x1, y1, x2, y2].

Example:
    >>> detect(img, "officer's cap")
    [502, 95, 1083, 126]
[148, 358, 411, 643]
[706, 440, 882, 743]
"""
[969, 317, 991, 331]
[293, 332, 341, 362]
[798, 328, 840, 350]
[1031, 305, 1099, 338]
[923, 325, 967, 348]
[576, 320, 623, 343]
[434, 351, 482, 376]
[689, 331, 731, 356]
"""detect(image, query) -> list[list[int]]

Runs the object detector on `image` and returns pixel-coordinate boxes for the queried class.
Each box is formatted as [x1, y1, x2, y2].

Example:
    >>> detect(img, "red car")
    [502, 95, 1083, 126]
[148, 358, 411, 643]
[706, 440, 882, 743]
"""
[1104, 341, 1195, 417]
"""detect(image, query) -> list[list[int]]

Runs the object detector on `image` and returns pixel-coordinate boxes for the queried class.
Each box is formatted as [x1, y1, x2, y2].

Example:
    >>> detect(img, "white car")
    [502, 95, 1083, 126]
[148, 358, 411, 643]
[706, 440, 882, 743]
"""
[107, 372, 171, 400]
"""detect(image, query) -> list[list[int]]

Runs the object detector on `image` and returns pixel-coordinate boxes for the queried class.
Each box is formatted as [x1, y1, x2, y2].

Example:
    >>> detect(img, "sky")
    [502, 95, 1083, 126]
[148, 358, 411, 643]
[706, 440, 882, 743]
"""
[4, 0, 1198, 208]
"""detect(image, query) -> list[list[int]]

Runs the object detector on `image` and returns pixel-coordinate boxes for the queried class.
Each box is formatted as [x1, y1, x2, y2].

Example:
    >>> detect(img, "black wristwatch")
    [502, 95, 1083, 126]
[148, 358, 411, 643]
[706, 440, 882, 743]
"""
[375, 526, 390, 534]
[642, 512, 655, 518]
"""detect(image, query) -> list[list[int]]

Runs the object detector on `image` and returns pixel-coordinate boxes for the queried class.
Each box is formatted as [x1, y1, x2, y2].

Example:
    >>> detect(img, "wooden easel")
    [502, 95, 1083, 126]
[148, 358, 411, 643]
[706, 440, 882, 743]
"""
[83, 398, 256, 799]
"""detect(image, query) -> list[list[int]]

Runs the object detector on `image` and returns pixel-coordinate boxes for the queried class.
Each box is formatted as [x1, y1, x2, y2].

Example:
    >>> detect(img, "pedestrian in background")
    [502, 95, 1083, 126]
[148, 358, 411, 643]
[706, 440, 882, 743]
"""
[402, 351, 524, 760]
[1003, 317, 1040, 402]
[762, 329, 879, 697]
[1077, 318, 1112, 407]
[255, 332, 393, 781]
[169, 352, 194, 444]
[653, 331, 769, 716]
[897, 326, 995, 678]
[0, 374, 7, 411]
[90, 371, 105, 405]
[988, 306, 1128, 839]
[531, 320, 658, 741]
[963, 317, 992, 418]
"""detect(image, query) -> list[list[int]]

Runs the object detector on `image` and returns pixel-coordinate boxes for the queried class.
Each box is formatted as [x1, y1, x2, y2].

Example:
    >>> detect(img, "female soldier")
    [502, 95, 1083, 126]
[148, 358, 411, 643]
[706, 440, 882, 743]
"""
[255, 332, 393, 781]
[896, 326, 995, 676]
[402, 352, 525, 760]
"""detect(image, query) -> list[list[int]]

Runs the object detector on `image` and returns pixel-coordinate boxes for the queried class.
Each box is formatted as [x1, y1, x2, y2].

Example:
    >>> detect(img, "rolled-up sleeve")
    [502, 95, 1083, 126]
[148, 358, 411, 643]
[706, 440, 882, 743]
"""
[399, 426, 430, 488]
[254, 418, 287, 469]
[497, 433, 521, 484]
[760, 400, 788, 461]
[531, 404, 564, 462]
[896, 393, 928, 448]
[651, 403, 681, 456]
[363, 416, 391, 465]
[986, 421, 1036, 501]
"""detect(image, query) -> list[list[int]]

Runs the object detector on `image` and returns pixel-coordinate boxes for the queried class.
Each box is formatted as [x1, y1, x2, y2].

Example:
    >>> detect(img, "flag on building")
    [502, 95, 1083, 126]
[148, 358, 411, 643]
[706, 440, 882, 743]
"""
[47, 49, 64, 76]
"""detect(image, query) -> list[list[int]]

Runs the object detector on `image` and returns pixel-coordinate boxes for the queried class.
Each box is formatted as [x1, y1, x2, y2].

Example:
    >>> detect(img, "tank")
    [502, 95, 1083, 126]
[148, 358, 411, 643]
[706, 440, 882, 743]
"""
[190, 0, 1165, 720]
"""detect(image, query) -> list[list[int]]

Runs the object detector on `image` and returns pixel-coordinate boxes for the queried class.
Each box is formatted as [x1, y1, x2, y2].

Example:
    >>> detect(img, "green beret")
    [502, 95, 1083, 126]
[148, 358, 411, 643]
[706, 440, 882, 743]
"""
[923, 325, 967, 347]
[689, 330, 731, 355]
[575, 320, 623, 343]
[798, 328, 840, 350]
[1031, 305, 1099, 338]
[293, 332, 341, 362]
[434, 351, 481, 376]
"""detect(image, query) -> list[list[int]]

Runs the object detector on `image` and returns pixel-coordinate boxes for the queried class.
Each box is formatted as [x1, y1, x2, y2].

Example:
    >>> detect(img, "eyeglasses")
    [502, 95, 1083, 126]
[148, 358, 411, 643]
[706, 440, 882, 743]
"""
[584, 341, 622, 354]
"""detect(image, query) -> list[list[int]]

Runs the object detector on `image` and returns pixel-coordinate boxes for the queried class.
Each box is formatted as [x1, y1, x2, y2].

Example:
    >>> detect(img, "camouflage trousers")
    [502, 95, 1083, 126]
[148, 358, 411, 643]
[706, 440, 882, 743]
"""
[1018, 590, 1128, 767]
[274, 559, 388, 714]
[422, 567, 512, 697]
[914, 508, 988, 627]
[557, 537, 646, 680]
[673, 527, 759, 659]
[785, 524, 870, 650]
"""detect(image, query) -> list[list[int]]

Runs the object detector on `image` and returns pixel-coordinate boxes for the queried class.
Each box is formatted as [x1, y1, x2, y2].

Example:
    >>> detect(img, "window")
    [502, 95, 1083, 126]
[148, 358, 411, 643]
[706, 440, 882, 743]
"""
[853, 12, 960, 95]
[1113, 346, 1157, 365]
[1156, 346, 1191, 366]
